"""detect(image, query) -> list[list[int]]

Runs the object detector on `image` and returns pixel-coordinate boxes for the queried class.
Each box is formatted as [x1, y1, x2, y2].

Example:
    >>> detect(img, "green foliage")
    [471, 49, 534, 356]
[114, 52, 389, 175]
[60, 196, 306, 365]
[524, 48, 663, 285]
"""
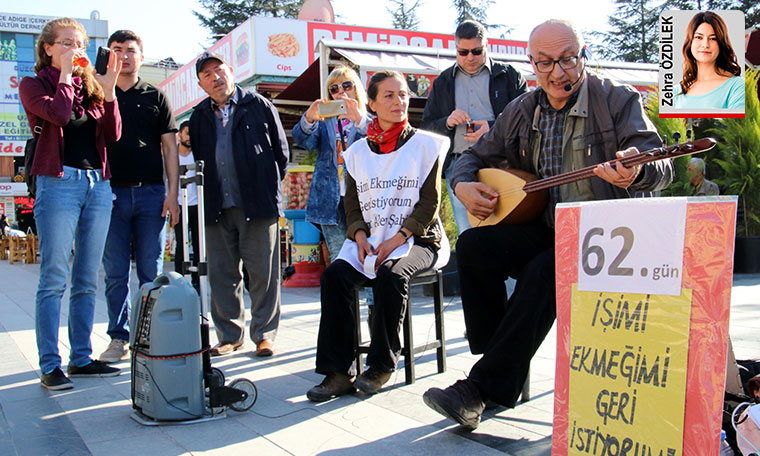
[643, 87, 692, 196]
[710, 69, 760, 236]
[388, 0, 422, 30]
[440, 179, 458, 248]
[591, 0, 758, 63]
[663, 0, 759, 26]
[194, 0, 304, 37]
[590, 0, 660, 63]
[451, 0, 500, 30]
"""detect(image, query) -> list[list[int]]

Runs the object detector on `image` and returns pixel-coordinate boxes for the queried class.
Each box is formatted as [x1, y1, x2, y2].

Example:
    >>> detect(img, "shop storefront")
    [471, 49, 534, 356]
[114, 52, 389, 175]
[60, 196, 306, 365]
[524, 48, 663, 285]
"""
[0, 182, 33, 232]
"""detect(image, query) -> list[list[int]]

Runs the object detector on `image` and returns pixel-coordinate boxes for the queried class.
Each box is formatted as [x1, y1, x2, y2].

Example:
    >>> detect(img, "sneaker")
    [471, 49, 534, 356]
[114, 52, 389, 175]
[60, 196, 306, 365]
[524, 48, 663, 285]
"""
[306, 373, 356, 402]
[422, 379, 486, 430]
[67, 359, 121, 378]
[99, 339, 129, 363]
[354, 367, 392, 395]
[40, 367, 74, 391]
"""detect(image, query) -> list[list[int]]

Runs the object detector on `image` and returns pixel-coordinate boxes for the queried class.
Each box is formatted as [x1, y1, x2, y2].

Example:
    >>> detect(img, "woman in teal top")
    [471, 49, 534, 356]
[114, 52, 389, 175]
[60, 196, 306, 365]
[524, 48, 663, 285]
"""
[674, 76, 744, 109]
[676, 11, 743, 110]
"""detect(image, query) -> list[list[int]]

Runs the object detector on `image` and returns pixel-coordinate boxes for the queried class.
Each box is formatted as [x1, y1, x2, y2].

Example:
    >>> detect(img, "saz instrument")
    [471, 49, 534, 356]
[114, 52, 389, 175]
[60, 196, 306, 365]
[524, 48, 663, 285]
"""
[467, 138, 717, 228]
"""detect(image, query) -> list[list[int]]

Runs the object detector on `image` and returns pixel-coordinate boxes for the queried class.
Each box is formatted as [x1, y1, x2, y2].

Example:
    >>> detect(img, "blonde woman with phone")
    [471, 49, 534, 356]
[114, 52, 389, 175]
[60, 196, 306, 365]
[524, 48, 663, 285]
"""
[292, 65, 372, 261]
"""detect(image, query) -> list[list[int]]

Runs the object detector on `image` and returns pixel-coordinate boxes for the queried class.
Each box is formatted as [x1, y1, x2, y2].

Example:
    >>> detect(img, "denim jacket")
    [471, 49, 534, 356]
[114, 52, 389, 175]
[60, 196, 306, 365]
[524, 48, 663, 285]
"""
[292, 113, 371, 225]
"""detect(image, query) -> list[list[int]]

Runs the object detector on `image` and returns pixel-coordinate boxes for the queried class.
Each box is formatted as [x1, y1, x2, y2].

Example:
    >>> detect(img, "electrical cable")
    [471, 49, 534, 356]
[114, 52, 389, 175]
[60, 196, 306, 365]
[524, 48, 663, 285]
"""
[138, 360, 204, 420]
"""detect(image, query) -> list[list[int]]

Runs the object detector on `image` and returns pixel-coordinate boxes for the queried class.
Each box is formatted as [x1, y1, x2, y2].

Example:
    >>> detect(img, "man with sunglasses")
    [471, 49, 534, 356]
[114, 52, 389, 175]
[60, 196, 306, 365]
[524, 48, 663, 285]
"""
[421, 20, 527, 234]
[423, 19, 672, 430]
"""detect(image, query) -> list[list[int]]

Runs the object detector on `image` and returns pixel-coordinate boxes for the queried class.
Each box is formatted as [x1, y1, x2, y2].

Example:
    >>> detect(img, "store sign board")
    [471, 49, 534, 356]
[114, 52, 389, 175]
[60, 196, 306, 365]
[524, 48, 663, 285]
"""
[0, 13, 51, 34]
[163, 17, 528, 116]
[0, 182, 27, 196]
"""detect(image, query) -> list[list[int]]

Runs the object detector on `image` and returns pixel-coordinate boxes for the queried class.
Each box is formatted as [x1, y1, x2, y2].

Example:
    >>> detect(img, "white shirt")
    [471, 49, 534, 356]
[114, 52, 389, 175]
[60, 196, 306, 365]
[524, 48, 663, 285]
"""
[178, 151, 198, 207]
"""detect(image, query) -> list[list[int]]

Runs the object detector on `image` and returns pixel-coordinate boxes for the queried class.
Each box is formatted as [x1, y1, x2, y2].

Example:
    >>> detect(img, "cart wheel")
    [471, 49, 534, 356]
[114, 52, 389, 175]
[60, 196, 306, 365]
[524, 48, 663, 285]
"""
[228, 378, 257, 412]
[208, 367, 225, 388]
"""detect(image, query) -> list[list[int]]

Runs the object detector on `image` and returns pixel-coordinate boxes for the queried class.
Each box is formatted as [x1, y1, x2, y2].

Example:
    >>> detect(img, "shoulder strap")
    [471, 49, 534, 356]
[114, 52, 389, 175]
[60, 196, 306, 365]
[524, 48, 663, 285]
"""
[30, 76, 54, 138]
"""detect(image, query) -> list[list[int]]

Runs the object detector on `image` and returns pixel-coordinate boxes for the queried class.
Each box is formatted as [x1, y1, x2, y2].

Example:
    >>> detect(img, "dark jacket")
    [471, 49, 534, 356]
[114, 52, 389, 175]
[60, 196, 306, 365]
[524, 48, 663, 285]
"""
[189, 87, 289, 224]
[451, 74, 673, 201]
[19, 76, 121, 178]
[421, 59, 527, 173]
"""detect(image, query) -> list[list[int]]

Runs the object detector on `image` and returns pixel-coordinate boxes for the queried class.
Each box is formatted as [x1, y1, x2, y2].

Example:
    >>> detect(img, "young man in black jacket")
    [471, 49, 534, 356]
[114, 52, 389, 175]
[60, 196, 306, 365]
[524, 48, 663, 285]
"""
[189, 52, 289, 357]
[421, 20, 527, 234]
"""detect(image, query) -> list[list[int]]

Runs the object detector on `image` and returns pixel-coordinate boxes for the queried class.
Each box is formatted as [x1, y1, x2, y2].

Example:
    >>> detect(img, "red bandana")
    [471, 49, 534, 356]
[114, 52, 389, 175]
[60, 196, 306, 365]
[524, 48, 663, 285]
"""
[366, 118, 408, 154]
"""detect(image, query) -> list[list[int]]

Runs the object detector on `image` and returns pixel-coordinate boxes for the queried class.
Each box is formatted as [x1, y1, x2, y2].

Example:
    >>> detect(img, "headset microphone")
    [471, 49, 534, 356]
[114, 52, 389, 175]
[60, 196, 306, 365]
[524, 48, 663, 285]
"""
[563, 47, 587, 92]
[563, 75, 582, 92]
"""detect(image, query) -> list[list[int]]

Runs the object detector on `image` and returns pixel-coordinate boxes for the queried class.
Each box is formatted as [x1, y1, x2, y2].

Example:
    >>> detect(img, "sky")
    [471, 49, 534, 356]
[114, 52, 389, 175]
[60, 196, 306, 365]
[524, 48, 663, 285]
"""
[5, 0, 616, 63]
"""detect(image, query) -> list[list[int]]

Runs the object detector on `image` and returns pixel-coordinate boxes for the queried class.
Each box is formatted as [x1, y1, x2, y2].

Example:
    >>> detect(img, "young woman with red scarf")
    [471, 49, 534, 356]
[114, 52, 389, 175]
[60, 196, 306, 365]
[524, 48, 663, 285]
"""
[307, 70, 449, 402]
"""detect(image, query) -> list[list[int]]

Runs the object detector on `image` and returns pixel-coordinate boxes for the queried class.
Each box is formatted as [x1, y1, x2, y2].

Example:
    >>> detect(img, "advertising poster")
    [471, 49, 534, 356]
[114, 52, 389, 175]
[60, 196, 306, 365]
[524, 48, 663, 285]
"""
[0, 32, 35, 156]
[553, 197, 737, 456]
[160, 19, 254, 117]
[253, 17, 309, 78]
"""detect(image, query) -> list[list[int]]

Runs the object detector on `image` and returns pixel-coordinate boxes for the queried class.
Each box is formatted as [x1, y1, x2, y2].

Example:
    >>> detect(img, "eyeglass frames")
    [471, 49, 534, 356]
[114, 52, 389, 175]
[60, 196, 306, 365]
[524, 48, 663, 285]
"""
[530, 55, 581, 73]
[54, 40, 86, 50]
[456, 47, 484, 57]
[329, 81, 355, 95]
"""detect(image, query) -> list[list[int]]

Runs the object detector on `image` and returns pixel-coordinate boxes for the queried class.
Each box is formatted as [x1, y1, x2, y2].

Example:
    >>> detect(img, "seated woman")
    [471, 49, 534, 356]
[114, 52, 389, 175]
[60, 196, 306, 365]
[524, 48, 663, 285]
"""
[674, 11, 744, 110]
[307, 70, 449, 402]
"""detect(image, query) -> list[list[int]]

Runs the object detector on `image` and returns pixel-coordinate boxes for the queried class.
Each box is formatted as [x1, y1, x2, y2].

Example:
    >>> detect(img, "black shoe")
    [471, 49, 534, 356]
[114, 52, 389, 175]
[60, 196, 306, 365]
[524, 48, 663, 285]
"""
[423, 379, 486, 430]
[67, 359, 121, 378]
[354, 367, 392, 394]
[306, 373, 356, 402]
[40, 367, 74, 390]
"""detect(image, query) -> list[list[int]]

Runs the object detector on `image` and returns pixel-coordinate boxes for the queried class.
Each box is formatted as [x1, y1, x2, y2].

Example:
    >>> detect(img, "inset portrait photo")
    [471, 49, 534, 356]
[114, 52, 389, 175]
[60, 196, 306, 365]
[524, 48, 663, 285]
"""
[659, 10, 745, 118]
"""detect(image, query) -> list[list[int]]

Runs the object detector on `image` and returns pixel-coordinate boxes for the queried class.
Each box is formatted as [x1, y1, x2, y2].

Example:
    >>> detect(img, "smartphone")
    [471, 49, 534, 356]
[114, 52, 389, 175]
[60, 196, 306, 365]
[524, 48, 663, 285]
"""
[466, 122, 476, 135]
[95, 46, 111, 75]
[317, 100, 347, 118]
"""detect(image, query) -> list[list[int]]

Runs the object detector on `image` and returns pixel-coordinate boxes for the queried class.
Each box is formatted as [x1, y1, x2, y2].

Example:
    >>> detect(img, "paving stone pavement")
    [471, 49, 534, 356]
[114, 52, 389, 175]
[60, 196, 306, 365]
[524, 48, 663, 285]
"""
[0, 260, 757, 455]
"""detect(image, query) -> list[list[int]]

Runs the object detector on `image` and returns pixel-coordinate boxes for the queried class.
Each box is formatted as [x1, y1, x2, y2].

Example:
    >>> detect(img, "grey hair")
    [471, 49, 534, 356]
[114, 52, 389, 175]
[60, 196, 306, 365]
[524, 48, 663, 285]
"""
[528, 19, 585, 56]
[689, 157, 706, 174]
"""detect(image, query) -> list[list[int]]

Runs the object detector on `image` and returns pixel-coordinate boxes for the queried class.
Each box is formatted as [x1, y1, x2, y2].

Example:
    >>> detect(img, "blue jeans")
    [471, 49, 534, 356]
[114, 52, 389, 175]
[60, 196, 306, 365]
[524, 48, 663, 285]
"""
[102, 184, 166, 341]
[34, 167, 112, 373]
[321, 221, 347, 263]
[445, 155, 471, 235]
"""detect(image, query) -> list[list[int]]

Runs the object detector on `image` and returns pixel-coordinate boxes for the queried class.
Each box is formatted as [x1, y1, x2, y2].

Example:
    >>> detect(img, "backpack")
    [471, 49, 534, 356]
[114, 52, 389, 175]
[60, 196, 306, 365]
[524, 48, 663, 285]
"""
[23, 76, 53, 198]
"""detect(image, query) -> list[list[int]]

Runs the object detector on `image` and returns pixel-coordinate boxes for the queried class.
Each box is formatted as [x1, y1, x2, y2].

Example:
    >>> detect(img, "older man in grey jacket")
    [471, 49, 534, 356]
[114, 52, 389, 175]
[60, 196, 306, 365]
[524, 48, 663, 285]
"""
[423, 19, 673, 430]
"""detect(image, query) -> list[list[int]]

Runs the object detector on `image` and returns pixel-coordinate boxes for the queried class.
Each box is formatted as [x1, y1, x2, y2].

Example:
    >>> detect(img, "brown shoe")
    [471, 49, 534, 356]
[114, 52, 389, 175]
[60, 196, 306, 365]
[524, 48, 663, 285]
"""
[210, 341, 243, 357]
[354, 367, 392, 394]
[255, 339, 274, 357]
[306, 373, 356, 402]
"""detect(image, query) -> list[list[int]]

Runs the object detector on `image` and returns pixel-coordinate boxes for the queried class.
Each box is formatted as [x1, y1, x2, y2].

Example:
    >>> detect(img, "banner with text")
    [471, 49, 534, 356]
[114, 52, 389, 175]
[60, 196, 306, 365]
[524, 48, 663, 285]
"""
[553, 197, 737, 456]
[161, 16, 527, 116]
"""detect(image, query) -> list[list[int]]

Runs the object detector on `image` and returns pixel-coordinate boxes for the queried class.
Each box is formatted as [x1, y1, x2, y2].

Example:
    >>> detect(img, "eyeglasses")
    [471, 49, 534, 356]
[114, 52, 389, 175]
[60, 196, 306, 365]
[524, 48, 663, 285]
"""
[329, 81, 355, 95]
[54, 40, 86, 50]
[531, 55, 581, 73]
[457, 47, 484, 57]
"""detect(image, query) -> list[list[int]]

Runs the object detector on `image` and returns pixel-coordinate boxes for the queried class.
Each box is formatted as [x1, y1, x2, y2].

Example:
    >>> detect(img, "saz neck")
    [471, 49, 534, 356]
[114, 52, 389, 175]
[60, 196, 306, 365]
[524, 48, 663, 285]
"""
[523, 138, 716, 193]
